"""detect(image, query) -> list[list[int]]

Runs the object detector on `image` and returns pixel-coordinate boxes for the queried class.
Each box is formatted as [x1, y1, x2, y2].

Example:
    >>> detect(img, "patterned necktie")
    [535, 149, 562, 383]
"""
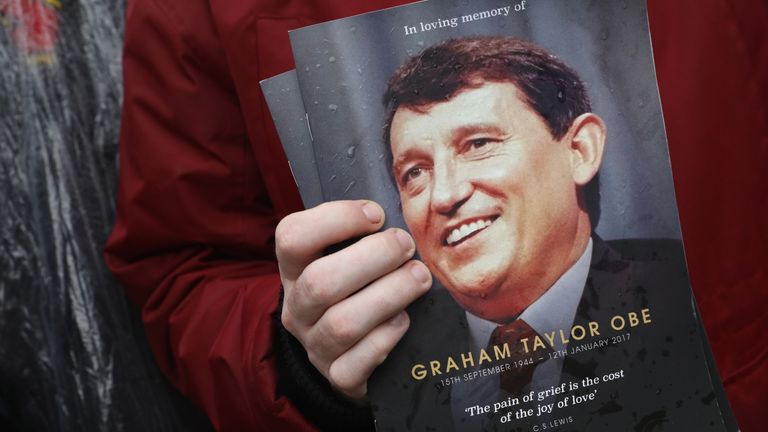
[488, 319, 553, 395]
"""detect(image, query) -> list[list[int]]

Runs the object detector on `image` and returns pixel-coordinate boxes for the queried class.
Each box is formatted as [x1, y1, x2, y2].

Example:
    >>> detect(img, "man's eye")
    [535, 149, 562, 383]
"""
[463, 137, 501, 157]
[402, 167, 423, 184]
[470, 138, 492, 149]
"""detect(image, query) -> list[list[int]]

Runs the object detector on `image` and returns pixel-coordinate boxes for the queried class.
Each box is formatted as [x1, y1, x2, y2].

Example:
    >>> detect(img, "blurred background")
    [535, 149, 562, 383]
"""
[0, 0, 212, 430]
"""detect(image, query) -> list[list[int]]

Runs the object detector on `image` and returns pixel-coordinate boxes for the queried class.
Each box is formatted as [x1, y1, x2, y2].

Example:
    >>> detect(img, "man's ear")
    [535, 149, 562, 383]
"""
[566, 113, 606, 186]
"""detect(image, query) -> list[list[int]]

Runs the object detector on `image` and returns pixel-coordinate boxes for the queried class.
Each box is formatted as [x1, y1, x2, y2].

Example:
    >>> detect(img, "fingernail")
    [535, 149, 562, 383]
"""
[409, 262, 431, 285]
[395, 229, 414, 252]
[390, 312, 408, 326]
[362, 201, 382, 224]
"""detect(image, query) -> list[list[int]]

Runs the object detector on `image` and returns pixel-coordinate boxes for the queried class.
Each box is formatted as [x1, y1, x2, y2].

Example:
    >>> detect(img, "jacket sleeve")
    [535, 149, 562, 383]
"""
[649, 0, 768, 430]
[104, 1, 315, 430]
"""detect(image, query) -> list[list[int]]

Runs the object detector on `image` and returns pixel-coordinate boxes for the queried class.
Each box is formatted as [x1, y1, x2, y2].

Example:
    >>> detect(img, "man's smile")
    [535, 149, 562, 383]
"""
[443, 216, 499, 246]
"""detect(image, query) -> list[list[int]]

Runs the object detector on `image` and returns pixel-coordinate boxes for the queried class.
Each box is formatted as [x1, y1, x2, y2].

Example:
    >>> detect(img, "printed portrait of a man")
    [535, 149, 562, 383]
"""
[384, 36, 603, 325]
[375, 36, 726, 431]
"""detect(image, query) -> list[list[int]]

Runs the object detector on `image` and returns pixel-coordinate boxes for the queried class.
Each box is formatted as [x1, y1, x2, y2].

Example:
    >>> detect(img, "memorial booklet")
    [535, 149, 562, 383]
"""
[261, 0, 738, 430]
[261, 70, 324, 208]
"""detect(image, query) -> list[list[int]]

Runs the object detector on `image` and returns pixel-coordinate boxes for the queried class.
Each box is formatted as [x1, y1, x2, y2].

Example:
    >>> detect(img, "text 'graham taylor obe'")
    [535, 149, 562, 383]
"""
[411, 309, 651, 380]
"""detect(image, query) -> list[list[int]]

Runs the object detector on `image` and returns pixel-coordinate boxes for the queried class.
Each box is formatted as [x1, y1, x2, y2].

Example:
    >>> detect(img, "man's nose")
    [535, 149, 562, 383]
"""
[430, 161, 472, 215]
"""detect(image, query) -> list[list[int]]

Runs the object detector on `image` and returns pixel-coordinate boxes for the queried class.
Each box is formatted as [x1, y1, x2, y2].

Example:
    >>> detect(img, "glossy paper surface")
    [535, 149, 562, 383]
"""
[283, 0, 736, 430]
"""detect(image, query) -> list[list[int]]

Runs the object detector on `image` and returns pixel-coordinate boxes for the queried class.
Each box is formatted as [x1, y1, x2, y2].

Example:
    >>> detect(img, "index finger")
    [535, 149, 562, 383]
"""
[276, 200, 385, 282]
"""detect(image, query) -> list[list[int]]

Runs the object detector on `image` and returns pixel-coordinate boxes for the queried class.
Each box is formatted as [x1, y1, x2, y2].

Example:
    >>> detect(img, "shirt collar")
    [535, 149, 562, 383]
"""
[466, 238, 593, 352]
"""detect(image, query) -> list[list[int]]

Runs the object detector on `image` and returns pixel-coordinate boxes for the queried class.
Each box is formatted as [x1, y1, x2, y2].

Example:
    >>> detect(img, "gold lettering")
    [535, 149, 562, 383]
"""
[494, 343, 511, 360]
[628, 312, 639, 327]
[571, 325, 586, 341]
[430, 360, 442, 376]
[445, 356, 459, 373]
[544, 331, 556, 347]
[642, 308, 652, 324]
[461, 352, 475, 368]
[611, 316, 625, 331]
[478, 349, 492, 364]
[533, 335, 546, 351]
[411, 364, 427, 380]
[588, 321, 600, 337]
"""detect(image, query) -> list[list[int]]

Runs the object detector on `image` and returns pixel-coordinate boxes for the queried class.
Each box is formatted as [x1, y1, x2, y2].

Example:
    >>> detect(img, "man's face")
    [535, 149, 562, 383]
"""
[390, 81, 586, 321]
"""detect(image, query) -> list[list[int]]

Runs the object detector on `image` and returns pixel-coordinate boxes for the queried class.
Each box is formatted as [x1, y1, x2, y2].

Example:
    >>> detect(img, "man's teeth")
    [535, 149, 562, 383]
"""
[446, 219, 493, 245]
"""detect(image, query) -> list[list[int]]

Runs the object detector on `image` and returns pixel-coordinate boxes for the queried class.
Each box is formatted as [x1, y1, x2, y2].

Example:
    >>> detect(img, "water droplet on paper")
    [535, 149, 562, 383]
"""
[328, 104, 338, 112]
[347, 145, 356, 158]
[329, 56, 336, 63]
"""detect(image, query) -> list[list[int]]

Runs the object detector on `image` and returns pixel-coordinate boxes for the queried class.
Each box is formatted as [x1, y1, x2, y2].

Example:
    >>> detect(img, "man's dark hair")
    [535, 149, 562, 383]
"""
[382, 36, 601, 228]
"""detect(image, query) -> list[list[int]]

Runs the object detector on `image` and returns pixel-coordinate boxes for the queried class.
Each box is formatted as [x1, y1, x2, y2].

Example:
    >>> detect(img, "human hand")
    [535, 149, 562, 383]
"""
[276, 200, 432, 401]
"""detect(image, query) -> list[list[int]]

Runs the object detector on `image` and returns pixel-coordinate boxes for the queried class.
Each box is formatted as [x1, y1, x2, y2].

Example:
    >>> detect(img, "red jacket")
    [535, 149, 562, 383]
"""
[105, 0, 767, 430]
